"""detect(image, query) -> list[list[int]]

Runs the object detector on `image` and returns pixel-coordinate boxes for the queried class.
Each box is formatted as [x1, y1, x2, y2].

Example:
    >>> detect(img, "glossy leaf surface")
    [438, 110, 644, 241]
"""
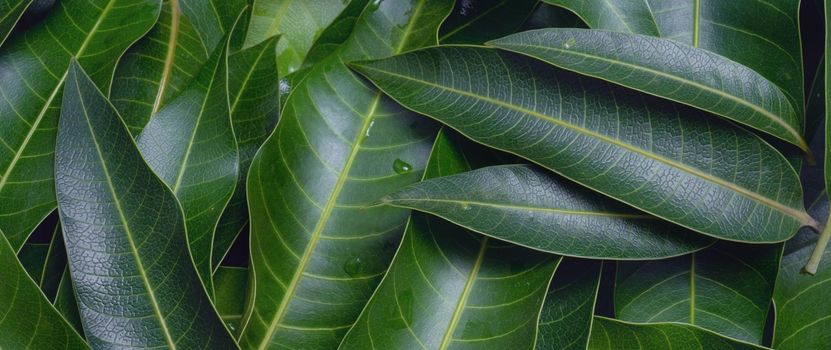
[301, 0, 370, 69]
[490, 28, 806, 150]
[588, 318, 764, 350]
[351, 46, 810, 243]
[215, 266, 248, 333]
[438, 0, 538, 44]
[384, 164, 712, 259]
[0, 0, 161, 250]
[0, 0, 31, 46]
[136, 35, 238, 294]
[536, 258, 602, 350]
[238, 1, 454, 348]
[55, 62, 235, 348]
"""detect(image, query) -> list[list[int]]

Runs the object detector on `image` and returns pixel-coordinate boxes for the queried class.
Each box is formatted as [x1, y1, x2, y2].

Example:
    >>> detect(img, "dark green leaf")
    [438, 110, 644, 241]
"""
[55, 62, 235, 348]
[179, 0, 245, 52]
[350, 46, 811, 243]
[0, 230, 88, 349]
[54, 265, 85, 338]
[0, 0, 31, 46]
[0, 0, 161, 250]
[238, 1, 454, 348]
[438, 0, 539, 44]
[489, 28, 806, 151]
[17, 241, 48, 281]
[588, 317, 765, 350]
[301, 0, 371, 69]
[536, 258, 602, 350]
[215, 266, 248, 334]
[384, 164, 712, 259]
[37, 222, 67, 301]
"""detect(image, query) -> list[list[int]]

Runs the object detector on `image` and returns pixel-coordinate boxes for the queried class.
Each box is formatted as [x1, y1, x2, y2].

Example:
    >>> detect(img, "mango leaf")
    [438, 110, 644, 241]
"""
[244, 0, 348, 75]
[542, 0, 804, 118]
[55, 62, 235, 348]
[215, 266, 248, 333]
[301, 0, 370, 69]
[615, 241, 780, 344]
[109, 0, 212, 135]
[489, 28, 806, 151]
[350, 46, 812, 243]
[212, 32, 280, 269]
[588, 318, 765, 350]
[17, 241, 48, 281]
[0, 0, 31, 46]
[383, 164, 712, 259]
[179, 0, 244, 52]
[536, 258, 602, 349]
[37, 221, 67, 301]
[0, 230, 88, 349]
[237, 1, 455, 348]
[0, 0, 161, 250]
[54, 265, 85, 337]
[520, 2, 585, 30]
[438, 0, 539, 44]
[342, 129, 559, 349]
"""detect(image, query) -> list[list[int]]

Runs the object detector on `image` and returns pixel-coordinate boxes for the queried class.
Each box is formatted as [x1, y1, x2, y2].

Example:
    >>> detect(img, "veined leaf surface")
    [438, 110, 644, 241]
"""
[384, 164, 712, 259]
[490, 28, 806, 150]
[0, 0, 31, 46]
[536, 258, 602, 349]
[238, 1, 454, 348]
[351, 46, 810, 243]
[588, 318, 765, 350]
[0, 0, 161, 250]
[55, 62, 235, 348]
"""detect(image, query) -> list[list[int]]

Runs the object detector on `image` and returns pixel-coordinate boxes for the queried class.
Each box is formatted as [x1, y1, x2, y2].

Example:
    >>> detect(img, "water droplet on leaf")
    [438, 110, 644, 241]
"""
[393, 159, 412, 174]
[343, 256, 364, 276]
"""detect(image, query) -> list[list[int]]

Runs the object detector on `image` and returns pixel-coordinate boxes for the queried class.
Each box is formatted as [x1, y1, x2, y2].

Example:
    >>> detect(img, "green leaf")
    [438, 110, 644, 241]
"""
[301, 0, 370, 69]
[215, 266, 248, 333]
[0, 0, 161, 250]
[17, 241, 48, 281]
[536, 258, 602, 350]
[383, 164, 712, 259]
[238, 1, 455, 348]
[244, 0, 349, 75]
[0, 230, 88, 349]
[543, 0, 804, 120]
[37, 221, 68, 301]
[54, 265, 85, 338]
[438, 0, 539, 45]
[109, 0, 212, 135]
[55, 62, 235, 348]
[350, 46, 811, 243]
[0, 0, 31, 46]
[342, 129, 559, 349]
[615, 241, 780, 344]
[212, 32, 281, 269]
[136, 30, 238, 296]
[489, 28, 807, 151]
[587, 317, 765, 350]
[179, 0, 245, 52]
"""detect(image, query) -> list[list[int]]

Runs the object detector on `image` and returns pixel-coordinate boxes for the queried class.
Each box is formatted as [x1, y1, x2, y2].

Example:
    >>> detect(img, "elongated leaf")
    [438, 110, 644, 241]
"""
[0, 230, 88, 349]
[215, 266, 248, 333]
[351, 46, 811, 243]
[342, 128, 559, 349]
[438, 0, 539, 44]
[110, 0, 211, 134]
[588, 318, 765, 350]
[54, 265, 85, 337]
[384, 164, 712, 259]
[0, 0, 31, 46]
[0, 0, 161, 250]
[238, 1, 454, 348]
[543, 0, 804, 119]
[179, 0, 244, 52]
[17, 241, 48, 281]
[301, 0, 370, 69]
[55, 62, 235, 348]
[244, 0, 348, 74]
[212, 33, 280, 269]
[536, 258, 602, 349]
[37, 221, 68, 301]
[615, 241, 780, 344]
[490, 28, 806, 151]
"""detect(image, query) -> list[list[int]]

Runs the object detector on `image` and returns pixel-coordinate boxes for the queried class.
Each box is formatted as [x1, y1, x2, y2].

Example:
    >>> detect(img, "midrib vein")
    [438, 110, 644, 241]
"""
[230, 42, 270, 112]
[692, 0, 701, 47]
[388, 197, 655, 219]
[439, 237, 488, 349]
[74, 75, 176, 349]
[152, 0, 180, 115]
[256, 94, 383, 350]
[357, 65, 812, 225]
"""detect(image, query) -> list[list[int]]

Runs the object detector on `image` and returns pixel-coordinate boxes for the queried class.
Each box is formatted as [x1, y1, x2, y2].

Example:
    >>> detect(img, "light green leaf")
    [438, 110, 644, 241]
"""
[588, 318, 765, 350]
[536, 258, 602, 349]
[238, 0, 455, 348]
[0, 0, 31, 46]
[350, 46, 811, 243]
[438, 0, 539, 45]
[55, 62, 235, 348]
[301, 0, 370, 69]
[383, 164, 712, 259]
[0, 0, 161, 250]
[215, 266, 248, 333]
[489, 28, 806, 151]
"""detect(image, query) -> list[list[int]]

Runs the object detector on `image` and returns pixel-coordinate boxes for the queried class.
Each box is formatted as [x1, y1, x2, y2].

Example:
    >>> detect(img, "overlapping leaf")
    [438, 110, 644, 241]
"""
[0, 0, 161, 250]
[215, 266, 248, 333]
[237, 1, 454, 348]
[588, 318, 765, 350]
[350, 46, 811, 243]
[490, 28, 806, 150]
[0, 0, 31, 46]
[438, 0, 538, 44]
[55, 62, 235, 348]
[536, 258, 601, 349]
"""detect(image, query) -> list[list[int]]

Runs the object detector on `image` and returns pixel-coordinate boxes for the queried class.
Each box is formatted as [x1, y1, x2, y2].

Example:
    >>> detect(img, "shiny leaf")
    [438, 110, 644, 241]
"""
[588, 318, 765, 350]
[301, 0, 370, 69]
[55, 62, 235, 348]
[0, 0, 31, 46]
[438, 0, 539, 44]
[350, 46, 811, 243]
[215, 266, 248, 334]
[536, 258, 602, 349]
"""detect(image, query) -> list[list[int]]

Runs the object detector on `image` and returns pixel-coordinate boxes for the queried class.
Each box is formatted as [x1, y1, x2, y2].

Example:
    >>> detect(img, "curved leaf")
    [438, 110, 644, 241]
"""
[438, 0, 539, 44]
[536, 258, 602, 350]
[55, 62, 235, 348]
[543, 0, 804, 119]
[615, 241, 780, 344]
[215, 266, 248, 333]
[588, 318, 765, 350]
[0, 230, 88, 349]
[0, 0, 31, 46]
[0, 0, 161, 250]
[301, 0, 370, 69]
[179, 0, 244, 52]
[489, 28, 806, 151]
[384, 164, 712, 259]
[237, 1, 454, 348]
[350, 46, 811, 243]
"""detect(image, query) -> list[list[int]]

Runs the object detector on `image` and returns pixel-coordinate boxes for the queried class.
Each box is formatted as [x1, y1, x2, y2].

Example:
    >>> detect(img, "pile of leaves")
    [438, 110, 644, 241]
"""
[0, 0, 829, 349]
